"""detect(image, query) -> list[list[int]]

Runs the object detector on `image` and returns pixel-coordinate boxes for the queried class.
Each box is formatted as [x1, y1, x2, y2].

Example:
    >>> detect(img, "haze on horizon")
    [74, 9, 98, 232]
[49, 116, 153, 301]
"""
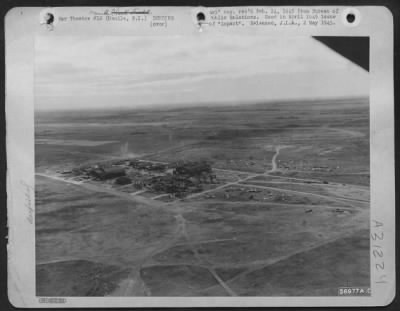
[35, 35, 368, 111]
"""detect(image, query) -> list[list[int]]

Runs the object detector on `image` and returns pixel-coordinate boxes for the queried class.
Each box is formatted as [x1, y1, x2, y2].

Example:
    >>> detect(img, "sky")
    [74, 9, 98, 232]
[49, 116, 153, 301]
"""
[35, 35, 369, 110]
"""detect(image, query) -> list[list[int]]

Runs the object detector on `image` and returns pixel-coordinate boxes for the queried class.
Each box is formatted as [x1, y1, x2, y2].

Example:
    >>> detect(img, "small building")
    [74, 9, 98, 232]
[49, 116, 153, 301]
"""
[115, 176, 132, 185]
[173, 161, 212, 177]
[89, 167, 126, 180]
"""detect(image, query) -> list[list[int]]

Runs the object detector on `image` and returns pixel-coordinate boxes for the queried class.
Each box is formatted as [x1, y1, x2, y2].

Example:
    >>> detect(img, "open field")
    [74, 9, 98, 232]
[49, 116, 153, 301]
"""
[36, 98, 370, 296]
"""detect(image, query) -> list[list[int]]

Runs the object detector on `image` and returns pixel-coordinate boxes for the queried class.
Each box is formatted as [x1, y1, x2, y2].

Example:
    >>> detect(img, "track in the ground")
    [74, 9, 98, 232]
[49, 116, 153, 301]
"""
[36, 144, 369, 296]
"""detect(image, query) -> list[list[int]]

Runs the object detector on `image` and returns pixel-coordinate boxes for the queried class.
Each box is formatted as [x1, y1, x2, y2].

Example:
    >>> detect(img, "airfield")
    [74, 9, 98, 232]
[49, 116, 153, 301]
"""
[35, 98, 370, 296]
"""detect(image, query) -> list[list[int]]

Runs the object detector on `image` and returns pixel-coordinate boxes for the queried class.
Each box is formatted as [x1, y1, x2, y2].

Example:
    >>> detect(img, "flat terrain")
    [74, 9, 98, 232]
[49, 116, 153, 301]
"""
[35, 98, 370, 296]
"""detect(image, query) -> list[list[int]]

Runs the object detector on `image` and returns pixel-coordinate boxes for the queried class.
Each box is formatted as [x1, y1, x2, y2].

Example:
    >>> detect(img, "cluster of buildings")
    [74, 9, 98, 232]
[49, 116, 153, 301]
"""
[149, 161, 217, 197]
[278, 159, 338, 172]
[68, 159, 217, 197]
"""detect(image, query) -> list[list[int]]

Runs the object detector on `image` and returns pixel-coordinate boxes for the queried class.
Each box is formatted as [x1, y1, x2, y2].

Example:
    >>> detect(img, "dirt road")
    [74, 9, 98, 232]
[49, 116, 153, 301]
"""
[36, 143, 369, 296]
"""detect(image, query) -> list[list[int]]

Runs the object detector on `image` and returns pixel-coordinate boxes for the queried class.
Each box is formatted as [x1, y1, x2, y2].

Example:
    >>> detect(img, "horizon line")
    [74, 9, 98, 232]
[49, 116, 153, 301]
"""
[34, 95, 369, 113]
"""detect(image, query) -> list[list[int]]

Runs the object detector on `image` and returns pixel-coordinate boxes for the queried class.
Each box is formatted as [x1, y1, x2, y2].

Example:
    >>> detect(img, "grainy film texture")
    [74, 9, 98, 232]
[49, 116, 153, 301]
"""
[34, 35, 370, 296]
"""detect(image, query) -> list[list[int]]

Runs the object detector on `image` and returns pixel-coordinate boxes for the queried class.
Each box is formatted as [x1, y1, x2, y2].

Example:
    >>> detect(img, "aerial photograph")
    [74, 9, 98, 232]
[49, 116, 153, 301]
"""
[35, 35, 370, 296]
